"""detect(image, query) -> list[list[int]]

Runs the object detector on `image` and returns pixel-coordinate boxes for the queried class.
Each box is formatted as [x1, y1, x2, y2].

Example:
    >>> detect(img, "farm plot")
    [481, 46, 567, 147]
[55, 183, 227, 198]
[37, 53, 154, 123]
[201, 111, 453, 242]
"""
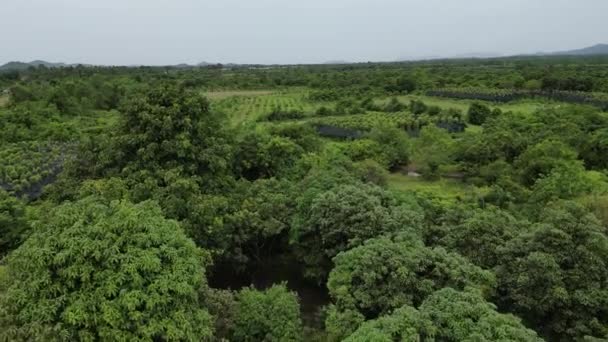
[212, 92, 316, 125]
[0, 141, 71, 199]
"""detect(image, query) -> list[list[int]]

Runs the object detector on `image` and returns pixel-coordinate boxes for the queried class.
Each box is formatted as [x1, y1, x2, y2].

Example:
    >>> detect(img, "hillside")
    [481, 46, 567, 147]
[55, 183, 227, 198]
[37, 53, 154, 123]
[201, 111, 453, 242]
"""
[0, 60, 68, 71]
[551, 43, 608, 56]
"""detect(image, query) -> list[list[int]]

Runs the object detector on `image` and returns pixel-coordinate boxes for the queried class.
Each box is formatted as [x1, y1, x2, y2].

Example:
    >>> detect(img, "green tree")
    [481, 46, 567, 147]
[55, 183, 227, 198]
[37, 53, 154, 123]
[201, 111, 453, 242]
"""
[409, 99, 427, 115]
[419, 288, 542, 341]
[232, 284, 302, 342]
[0, 197, 213, 341]
[345, 288, 542, 341]
[438, 207, 529, 269]
[0, 189, 29, 256]
[221, 178, 295, 267]
[368, 125, 410, 169]
[413, 125, 455, 178]
[234, 129, 304, 180]
[528, 163, 599, 204]
[496, 201, 608, 340]
[343, 306, 434, 341]
[291, 184, 422, 282]
[582, 128, 608, 169]
[396, 77, 417, 93]
[326, 235, 495, 338]
[467, 102, 492, 125]
[109, 84, 233, 189]
[514, 139, 578, 187]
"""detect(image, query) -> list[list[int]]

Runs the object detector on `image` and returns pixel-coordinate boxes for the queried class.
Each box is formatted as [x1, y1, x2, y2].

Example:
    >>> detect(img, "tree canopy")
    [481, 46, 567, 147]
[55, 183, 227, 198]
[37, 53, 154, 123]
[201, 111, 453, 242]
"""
[0, 197, 213, 341]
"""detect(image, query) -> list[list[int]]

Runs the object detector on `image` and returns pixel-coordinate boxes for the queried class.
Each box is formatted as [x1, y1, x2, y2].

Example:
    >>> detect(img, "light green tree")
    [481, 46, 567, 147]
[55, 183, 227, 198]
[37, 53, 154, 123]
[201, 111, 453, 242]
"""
[0, 197, 213, 341]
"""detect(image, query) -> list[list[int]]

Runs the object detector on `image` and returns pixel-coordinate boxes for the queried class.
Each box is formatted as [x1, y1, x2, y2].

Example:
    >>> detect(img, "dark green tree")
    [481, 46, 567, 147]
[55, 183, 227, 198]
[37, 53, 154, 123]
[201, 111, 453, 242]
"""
[514, 139, 578, 187]
[0, 189, 29, 256]
[496, 201, 608, 340]
[439, 207, 529, 269]
[467, 102, 492, 125]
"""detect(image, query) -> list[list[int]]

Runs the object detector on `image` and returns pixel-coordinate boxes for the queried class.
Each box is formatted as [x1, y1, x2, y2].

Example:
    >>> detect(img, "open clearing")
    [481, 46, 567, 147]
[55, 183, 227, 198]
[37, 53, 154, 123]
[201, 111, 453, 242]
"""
[0, 94, 8, 107]
[381, 94, 563, 115]
[386, 172, 487, 200]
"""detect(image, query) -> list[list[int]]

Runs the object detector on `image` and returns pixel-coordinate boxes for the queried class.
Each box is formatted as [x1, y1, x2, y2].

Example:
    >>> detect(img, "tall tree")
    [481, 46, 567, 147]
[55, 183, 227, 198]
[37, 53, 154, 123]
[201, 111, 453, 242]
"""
[0, 197, 213, 341]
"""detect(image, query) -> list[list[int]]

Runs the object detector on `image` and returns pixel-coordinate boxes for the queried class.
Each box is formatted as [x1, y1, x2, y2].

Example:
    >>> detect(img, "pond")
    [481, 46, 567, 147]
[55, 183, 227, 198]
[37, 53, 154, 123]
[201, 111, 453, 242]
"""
[209, 254, 330, 328]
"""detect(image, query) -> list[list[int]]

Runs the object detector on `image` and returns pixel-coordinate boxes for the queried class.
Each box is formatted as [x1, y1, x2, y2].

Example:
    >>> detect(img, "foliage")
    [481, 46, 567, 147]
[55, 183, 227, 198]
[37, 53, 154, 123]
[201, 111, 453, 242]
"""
[496, 201, 608, 340]
[0, 189, 29, 256]
[232, 284, 302, 342]
[0, 141, 67, 198]
[514, 139, 578, 186]
[345, 288, 541, 341]
[413, 125, 455, 177]
[0, 197, 213, 341]
[437, 206, 530, 269]
[291, 183, 423, 282]
[367, 125, 410, 169]
[467, 102, 492, 125]
[326, 235, 495, 337]
[108, 84, 233, 188]
[234, 129, 304, 180]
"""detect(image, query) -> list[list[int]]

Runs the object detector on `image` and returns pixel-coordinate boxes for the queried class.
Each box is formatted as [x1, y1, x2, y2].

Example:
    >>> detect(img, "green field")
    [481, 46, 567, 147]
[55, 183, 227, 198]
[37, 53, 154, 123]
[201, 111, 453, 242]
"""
[0, 94, 8, 107]
[211, 90, 316, 125]
[386, 172, 487, 200]
[381, 94, 562, 115]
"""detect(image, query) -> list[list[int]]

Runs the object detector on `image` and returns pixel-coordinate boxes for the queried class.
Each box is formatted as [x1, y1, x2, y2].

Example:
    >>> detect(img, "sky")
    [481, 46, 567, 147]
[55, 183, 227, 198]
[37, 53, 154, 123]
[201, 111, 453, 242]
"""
[2, 0, 608, 65]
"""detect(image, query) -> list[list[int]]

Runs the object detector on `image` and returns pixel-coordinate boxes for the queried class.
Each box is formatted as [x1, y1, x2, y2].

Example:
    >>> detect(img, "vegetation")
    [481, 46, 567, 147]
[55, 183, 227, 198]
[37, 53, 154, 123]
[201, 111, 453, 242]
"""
[1, 56, 608, 341]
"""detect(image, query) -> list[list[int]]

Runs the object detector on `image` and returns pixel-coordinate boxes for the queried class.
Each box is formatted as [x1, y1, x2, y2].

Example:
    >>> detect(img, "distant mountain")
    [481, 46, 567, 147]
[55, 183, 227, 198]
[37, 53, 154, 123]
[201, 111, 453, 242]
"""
[0, 60, 70, 71]
[397, 52, 501, 62]
[549, 44, 608, 56]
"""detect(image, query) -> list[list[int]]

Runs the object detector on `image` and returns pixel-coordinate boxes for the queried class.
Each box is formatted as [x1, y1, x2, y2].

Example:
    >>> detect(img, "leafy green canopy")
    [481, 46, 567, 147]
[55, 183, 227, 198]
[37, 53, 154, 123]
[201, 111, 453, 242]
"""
[438, 207, 529, 269]
[291, 183, 423, 282]
[232, 284, 302, 342]
[345, 288, 542, 342]
[496, 201, 608, 340]
[107, 84, 232, 188]
[326, 235, 495, 338]
[0, 197, 213, 341]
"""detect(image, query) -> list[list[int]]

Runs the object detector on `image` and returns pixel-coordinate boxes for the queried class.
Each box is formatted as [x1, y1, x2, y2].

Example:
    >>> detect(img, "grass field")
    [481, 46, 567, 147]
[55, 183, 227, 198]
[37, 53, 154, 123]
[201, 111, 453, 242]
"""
[386, 172, 486, 200]
[379, 94, 562, 115]
[0, 94, 8, 107]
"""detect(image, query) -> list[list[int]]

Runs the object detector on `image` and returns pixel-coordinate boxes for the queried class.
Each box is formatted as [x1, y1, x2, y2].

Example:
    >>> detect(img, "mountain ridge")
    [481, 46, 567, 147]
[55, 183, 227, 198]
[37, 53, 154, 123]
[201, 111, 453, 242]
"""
[2, 44, 608, 70]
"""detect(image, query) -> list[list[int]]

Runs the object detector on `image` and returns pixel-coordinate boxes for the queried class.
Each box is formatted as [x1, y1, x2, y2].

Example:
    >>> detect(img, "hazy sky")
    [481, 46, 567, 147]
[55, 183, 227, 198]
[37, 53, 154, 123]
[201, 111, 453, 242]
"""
[2, 0, 607, 65]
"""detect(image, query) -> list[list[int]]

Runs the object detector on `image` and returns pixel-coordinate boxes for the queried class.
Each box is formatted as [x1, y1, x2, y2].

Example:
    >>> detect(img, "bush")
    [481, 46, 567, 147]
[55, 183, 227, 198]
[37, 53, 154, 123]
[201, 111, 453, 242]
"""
[467, 102, 492, 125]
[232, 284, 302, 341]
[409, 99, 428, 115]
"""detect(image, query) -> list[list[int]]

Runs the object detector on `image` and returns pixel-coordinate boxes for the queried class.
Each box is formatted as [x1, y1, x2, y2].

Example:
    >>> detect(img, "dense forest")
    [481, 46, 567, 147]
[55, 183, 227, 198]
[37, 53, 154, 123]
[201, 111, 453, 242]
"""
[1, 56, 608, 341]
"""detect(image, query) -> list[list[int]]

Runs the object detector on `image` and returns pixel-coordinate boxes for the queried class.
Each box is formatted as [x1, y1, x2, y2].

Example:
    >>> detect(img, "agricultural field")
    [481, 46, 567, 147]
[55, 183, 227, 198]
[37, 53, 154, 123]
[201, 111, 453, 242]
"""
[211, 90, 317, 125]
[0, 94, 8, 107]
[204, 89, 275, 100]
[0, 141, 68, 198]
